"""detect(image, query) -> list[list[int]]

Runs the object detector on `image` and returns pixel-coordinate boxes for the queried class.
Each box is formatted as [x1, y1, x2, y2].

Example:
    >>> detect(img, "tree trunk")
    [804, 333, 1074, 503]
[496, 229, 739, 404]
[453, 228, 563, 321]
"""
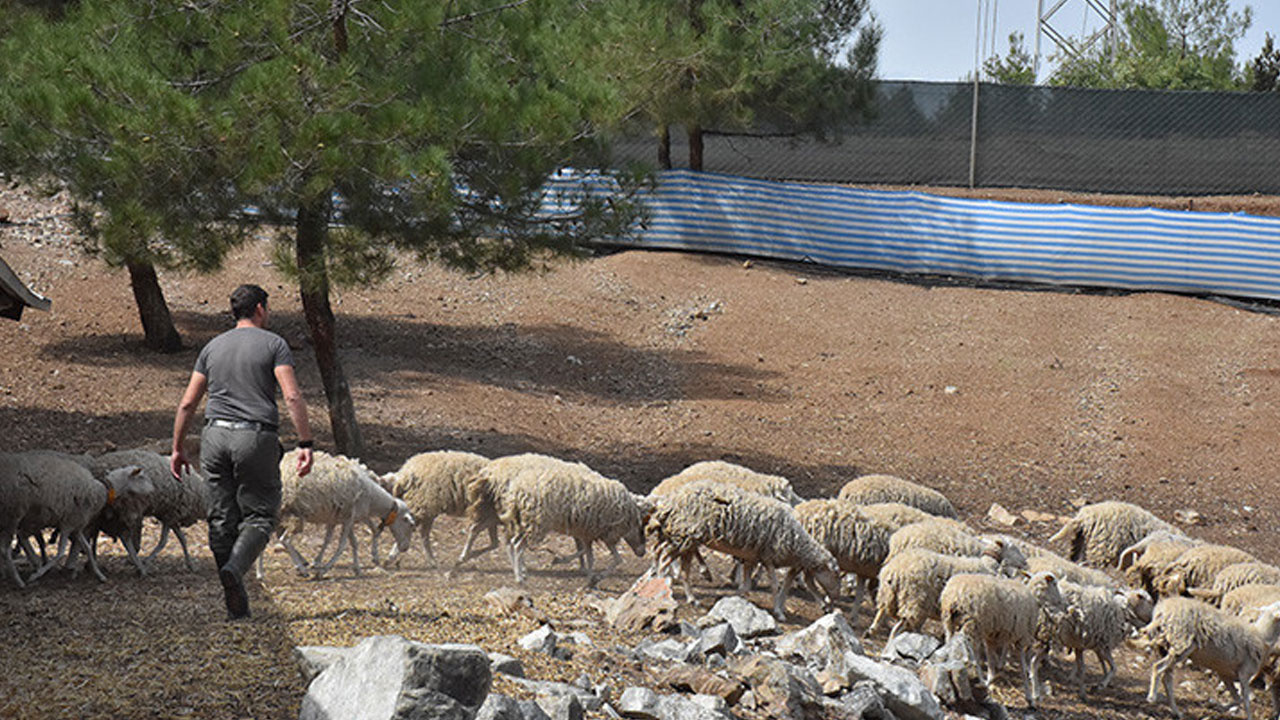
[125, 260, 182, 353]
[658, 124, 671, 170]
[295, 199, 364, 457]
[688, 124, 704, 172]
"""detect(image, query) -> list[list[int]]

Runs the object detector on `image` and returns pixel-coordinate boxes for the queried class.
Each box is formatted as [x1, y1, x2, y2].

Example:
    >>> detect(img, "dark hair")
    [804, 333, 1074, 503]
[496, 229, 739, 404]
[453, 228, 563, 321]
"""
[230, 284, 269, 320]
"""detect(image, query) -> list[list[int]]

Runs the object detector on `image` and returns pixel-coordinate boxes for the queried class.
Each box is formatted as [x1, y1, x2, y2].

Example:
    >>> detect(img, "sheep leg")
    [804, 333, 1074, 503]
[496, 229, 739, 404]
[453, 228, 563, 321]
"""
[76, 530, 108, 583]
[694, 549, 716, 583]
[276, 526, 313, 577]
[311, 524, 337, 570]
[120, 531, 148, 577]
[551, 538, 590, 567]
[28, 529, 73, 583]
[171, 526, 196, 572]
[308, 522, 350, 578]
[1, 529, 25, 589]
[510, 533, 528, 585]
[1020, 646, 1039, 708]
[419, 517, 436, 565]
[737, 559, 756, 594]
[148, 524, 172, 567]
[454, 520, 499, 567]
[1148, 647, 1191, 718]
[866, 607, 891, 638]
[678, 553, 701, 606]
[367, 520, 382, 568]
[1095, 648, 1115, 690]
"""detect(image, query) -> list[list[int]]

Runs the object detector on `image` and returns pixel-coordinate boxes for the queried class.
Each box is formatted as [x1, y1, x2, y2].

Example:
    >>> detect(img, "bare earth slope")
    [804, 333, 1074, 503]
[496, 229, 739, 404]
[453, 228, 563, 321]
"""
[3, 183, 1280, 719]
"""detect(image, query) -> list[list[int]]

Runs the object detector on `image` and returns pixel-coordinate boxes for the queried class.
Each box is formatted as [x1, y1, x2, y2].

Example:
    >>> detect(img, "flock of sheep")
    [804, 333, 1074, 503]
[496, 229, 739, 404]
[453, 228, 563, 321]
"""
[5, 445, 1280, 718]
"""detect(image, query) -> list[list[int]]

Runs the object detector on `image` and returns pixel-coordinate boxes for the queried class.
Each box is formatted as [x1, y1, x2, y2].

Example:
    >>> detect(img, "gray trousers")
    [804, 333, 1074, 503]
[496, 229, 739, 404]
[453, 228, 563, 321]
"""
[200, 425, 283, 560]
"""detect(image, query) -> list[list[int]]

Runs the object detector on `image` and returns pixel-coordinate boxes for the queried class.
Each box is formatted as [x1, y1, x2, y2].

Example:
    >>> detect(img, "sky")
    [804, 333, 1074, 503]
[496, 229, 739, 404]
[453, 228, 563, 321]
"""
[872, 0, 1279, 83]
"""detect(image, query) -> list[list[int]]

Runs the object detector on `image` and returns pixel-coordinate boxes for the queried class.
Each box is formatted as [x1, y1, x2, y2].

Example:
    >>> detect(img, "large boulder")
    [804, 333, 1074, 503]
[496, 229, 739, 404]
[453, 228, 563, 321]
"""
[699, 596, 778, 639]
[300, 635, 491, 720]
[729, 654, 824, 720]
[841, 653, 942, 720]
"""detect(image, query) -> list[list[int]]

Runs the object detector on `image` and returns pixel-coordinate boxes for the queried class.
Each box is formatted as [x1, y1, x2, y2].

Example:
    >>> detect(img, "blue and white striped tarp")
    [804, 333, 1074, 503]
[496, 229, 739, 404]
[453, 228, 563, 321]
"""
[610, 169, 1280, 302]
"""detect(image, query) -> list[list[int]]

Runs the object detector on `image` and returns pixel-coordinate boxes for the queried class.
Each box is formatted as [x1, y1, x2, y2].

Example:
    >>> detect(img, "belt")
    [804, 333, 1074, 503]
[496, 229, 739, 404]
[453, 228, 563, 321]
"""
[206, 418, 278, 433]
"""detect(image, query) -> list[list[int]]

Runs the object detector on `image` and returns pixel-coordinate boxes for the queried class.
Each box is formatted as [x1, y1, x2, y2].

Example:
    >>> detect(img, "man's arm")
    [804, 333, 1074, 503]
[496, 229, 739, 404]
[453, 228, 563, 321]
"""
[171, 371, 208, 479]
[275, 363, 314, 477]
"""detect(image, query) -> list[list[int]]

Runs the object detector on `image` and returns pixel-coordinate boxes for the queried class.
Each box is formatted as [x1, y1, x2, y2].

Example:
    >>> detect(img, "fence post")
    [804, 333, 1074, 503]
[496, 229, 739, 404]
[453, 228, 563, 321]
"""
[969, 78, 980, 188]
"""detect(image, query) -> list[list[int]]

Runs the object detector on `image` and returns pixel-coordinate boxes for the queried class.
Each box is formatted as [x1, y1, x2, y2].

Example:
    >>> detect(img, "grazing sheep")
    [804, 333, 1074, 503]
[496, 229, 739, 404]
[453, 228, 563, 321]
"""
[1143, 596, 1280, 720]
[1121, 534, 1203, 596]
[866, 541, 1026, 638]
[1026, 550, 1120, 588]
[1221, 584, 1280, 622]
[941, 571, 1066, 709]
[1153, 544, 1258, 599]
[383, 450, 491, 565]
[1037, 579, 1153, 697]
[837, 474, 957, 518]
[467, 453, 647, 586]
[88, 448, 209, 573]
[887, 519, 1028, 573]
[648, 479, 840, 619]
[1189, 563, 1280, 606]
[649, 460, 803, 505]
[857, 502, 935, 531]
[1, 451, 153, 586]
[1049, 501, 1179, 567]
[271, 449, 416, 579]
[793, 498, 895, 618]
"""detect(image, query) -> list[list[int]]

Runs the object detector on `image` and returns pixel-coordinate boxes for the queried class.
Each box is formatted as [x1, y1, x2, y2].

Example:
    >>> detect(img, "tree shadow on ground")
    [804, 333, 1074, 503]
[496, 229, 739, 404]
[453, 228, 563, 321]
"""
[40, 308, 785, 406]
[0, 406, 174, 453]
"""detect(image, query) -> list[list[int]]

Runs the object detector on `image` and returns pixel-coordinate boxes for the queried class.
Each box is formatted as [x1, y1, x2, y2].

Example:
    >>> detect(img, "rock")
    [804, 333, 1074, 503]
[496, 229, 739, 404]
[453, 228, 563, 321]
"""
[509, 679, 603, 712]
[1069, 497, 1088, 510]
[477, 694, 545, 720]
[691, 622, 740, 658]
[658, 664, 748, 705]
[1019, 509, 1060, 524]
[608, 576, 679, 634]
[688, 694, 729, 715]
[486, 587, 535, 615]
[489, 652, 525, 678]
[1174, 508, 1203, 526]
[299, 635, 490, 720]
[701, 596, 778, 639]
[564, 632, 594, 647]
[617, 687, 663, 719]
[774, 612, 864, 678]
[635, 636, 693, 664]
[675, 621, 702, 638]
[518, 625, 561, 656]
[535, 693, 584, 720]
[986, 503, 1022, 527]
[294, 645, 350, 684]
[837, 680, 894, 720]
[729, 654, 824, 720]
[842, 652, 943, 720]
[880, 633, 941, 666]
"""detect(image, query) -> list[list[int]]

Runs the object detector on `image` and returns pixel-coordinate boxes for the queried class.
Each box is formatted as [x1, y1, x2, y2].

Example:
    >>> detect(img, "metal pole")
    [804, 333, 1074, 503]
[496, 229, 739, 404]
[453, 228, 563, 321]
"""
[970, 0, 982, 188]
[1035, 0, 1044, 79]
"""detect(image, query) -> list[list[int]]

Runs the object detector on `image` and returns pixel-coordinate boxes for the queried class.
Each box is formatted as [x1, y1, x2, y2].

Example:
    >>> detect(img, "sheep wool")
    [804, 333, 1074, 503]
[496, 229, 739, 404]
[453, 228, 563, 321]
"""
[793, 498, 895, 617]
[648, 460, 803, 505]
[1121, 536, 1202, 596]
[1191, 562, 1280, 606]
[837, 474, 957, 518]
[941, 571, 1065, 708]
[1048, 501, 1178, 568]
[887, 518, 1019, 567]
[648, 479, 840, 619]
[385, 450, 490, 564]
[1220, 584, 1280, 622]
[1143, 595, 1280, 720]
[1026, 550, 1119, 588]
[275, 449, 416, 579]
[856, 502, 935, 532]
[91, 448, 209, 572]
[474, 453, 646, 586]
[1153, 543, 1257, 598]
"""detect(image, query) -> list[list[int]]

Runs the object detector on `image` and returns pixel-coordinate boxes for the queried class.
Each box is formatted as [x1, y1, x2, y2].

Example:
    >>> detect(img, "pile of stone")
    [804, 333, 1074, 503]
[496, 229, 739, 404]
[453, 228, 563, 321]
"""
[295, 583, 1008, 720]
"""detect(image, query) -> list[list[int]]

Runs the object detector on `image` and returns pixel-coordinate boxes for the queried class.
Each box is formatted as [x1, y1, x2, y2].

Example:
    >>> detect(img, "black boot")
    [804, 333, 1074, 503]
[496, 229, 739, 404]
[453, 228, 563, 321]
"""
[219, 527, 270, 620]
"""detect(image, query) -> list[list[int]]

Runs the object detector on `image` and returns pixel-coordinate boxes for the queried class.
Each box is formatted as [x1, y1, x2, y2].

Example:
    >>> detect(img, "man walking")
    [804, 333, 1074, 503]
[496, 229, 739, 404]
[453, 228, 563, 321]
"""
[170, 284, 314, 619]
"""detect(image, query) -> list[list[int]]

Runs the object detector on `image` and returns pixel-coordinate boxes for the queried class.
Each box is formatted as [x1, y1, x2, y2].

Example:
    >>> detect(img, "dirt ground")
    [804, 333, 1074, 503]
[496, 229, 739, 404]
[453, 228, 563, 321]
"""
[3, 182, 1280, 720]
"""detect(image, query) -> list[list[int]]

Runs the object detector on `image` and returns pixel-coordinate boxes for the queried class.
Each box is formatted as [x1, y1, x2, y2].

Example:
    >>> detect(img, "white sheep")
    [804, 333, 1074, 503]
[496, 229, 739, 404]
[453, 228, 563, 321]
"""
[793, 498, 895, 619]
[837, 474, 957, 518]
[1025, 550, 1120, 588]
[269, 449, 417, 579]
[647, 479, 840, 619]
[940, 571, 1066, 709]
[1153, 543, 1258, 598]
[1188, 563, 1280, 606]
[866, 541, 1026, 639]
[1221, 584, 1280, 622]
[856, 502, 935, 531]
[1048, 501, 1179, 567]
[648, 460, 803, 505]
[1120, 533, 1203, 595]
[0, 451, 153, 586]
[1037, 579, 1153, 697]
[887, 518, 1029, 573]
[382, 450, 491, 566]
[1143, 595, 1280, 720]
[88, 448, 209, 573]
[467, 453, 647, 587]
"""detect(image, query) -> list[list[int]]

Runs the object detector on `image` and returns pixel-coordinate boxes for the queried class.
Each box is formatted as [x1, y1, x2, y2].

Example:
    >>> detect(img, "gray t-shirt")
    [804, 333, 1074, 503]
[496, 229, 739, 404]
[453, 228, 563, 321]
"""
[194, 326, 294, 427]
